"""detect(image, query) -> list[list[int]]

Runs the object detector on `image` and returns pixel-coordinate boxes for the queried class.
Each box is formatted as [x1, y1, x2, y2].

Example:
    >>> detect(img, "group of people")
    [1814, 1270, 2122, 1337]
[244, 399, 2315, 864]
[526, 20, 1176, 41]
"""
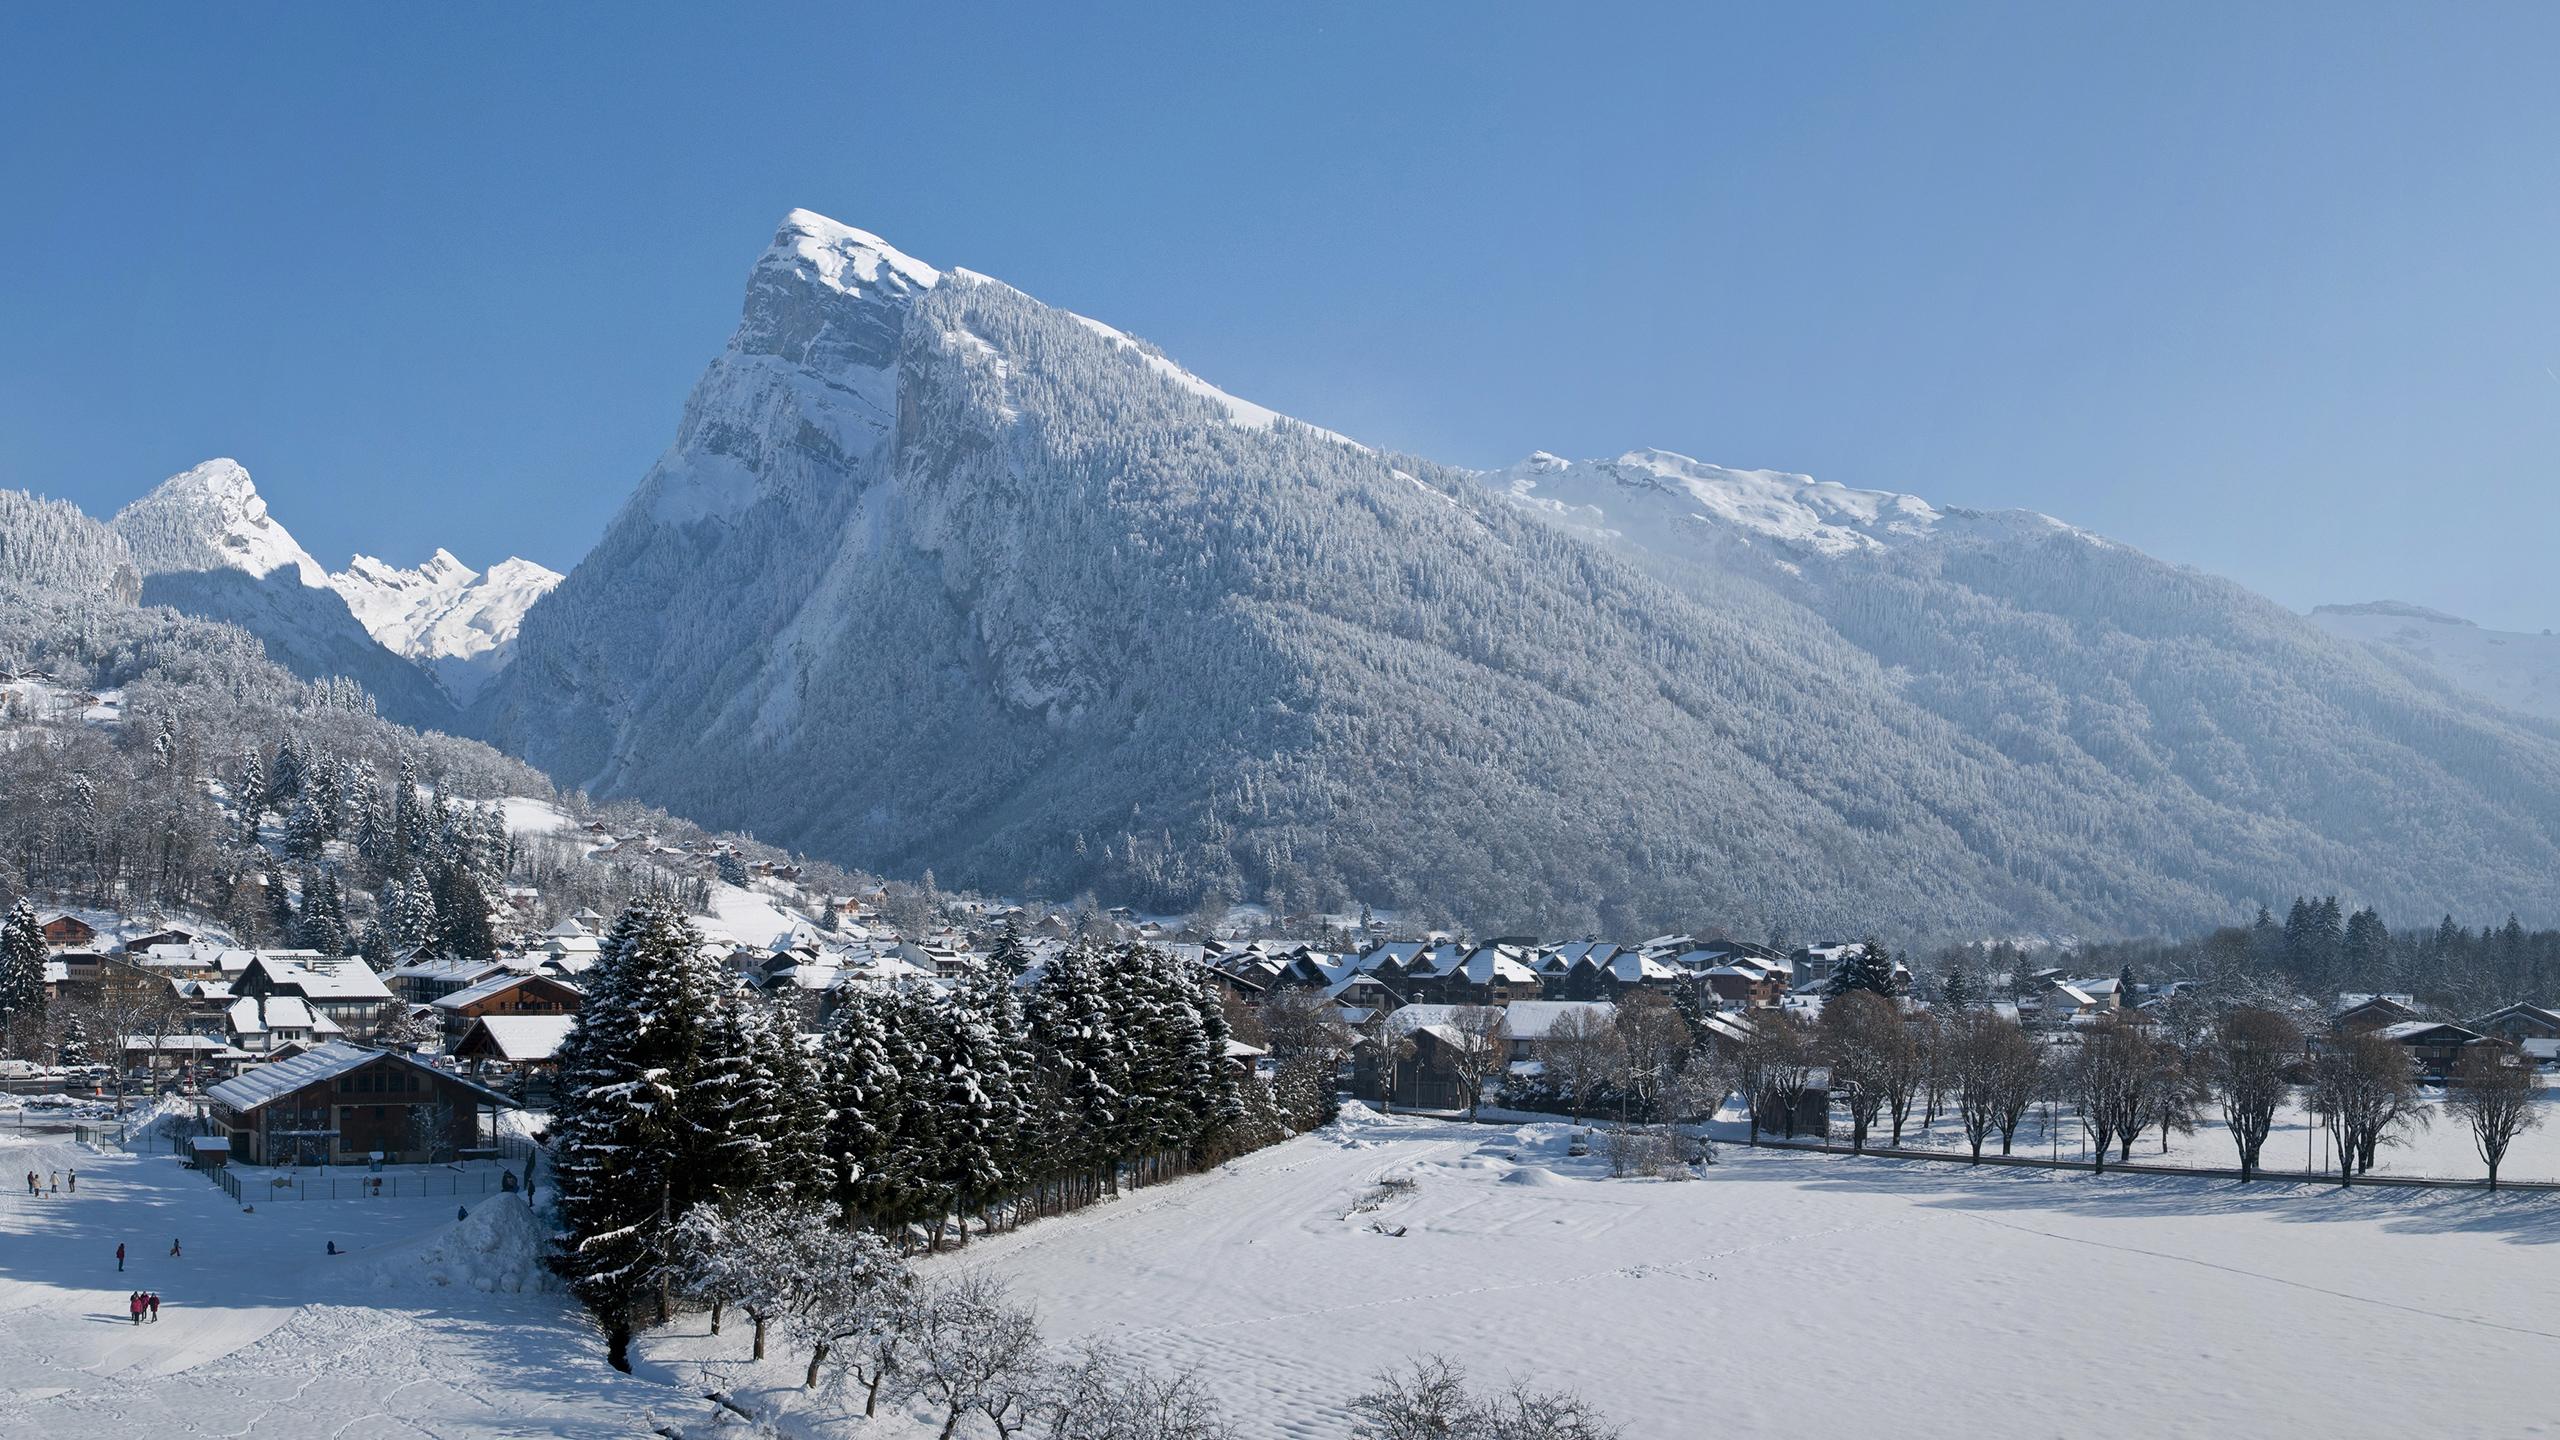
[22, 1168, 75, 1196]
[126, 1291, 162, 1325]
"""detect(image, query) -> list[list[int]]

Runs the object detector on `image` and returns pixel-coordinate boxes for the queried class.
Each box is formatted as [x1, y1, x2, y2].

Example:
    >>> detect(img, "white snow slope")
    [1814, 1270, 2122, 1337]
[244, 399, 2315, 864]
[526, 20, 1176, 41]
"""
[1485, 447, 2097, 568]
[331, 549, 563, 702]
[643, 1108, 2560, 1440]
[0, 1131, 656, 1436]
[2312, 600, 2560, 726]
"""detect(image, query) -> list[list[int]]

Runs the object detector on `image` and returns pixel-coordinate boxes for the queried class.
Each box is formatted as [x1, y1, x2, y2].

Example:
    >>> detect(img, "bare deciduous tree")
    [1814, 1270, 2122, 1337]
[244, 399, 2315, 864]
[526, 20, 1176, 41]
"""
[1350, 1354, 1620, 1440]
[2208, 1007, 2299, 1181]
[1821, 991, 1904, 1153]
[1443, 1006, 1512, 1120]
[2446, 1046, 2542, 1191]
[1534, 1007, 1626, 1124]
[1611, 994, 1691, 1123]
[1949, 1012, 2042, 1161]
[2308, 1029, 2427, 1185]
[1041, 1341, 1238, 1440]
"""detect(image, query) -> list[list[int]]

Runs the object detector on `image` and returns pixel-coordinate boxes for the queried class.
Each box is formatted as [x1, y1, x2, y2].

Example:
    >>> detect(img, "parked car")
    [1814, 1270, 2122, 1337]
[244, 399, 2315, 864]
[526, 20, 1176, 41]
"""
[0, 1059, 42, 1079]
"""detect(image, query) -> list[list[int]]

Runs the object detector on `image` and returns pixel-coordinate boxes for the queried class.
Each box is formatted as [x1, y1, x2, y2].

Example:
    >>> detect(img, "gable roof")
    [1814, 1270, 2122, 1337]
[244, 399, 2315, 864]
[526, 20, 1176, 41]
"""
[429, 971, 581, 1012]
[205, 1041, 518, 1112]
[457, 1014, 578, 1063]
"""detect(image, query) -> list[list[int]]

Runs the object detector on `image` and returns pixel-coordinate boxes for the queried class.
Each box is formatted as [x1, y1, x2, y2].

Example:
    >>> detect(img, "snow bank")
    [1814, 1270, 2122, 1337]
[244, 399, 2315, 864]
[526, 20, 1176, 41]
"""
[357, 1192, 558, 1294]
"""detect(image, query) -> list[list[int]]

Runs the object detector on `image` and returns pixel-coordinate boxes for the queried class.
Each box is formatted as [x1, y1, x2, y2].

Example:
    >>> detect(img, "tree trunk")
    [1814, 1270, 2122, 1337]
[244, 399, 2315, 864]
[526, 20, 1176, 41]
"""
[709, 1296, 723, 1335]
[752, 1314, 767, 1361]
[607, 1323, 632, 1374]
[941, 1405, 965, 1440]
[804, 1341, 829, 1389]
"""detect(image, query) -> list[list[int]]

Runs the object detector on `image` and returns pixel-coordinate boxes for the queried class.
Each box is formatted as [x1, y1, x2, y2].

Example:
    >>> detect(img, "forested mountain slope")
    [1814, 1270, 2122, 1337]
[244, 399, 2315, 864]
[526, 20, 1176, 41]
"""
[481, 211, 2560, 937]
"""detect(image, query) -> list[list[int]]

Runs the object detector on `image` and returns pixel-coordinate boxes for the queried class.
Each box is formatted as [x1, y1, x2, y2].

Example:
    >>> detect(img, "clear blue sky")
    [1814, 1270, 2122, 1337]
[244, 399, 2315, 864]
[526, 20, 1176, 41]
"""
[4, 5, 2556, 625]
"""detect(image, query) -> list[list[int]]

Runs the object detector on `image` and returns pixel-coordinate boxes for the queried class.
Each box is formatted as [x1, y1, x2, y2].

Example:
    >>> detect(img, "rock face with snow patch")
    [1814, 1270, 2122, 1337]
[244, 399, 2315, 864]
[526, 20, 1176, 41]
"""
[484, 209, 2560, 936]
[110, 461, 456, 727]
[331, 550, 562, 703]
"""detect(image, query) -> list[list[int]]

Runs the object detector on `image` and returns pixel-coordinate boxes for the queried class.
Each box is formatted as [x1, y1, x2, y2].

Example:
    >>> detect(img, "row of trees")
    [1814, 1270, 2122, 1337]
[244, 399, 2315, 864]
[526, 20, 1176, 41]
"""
[548, 902, 1277, 1369]
[1723, 998, 2545, 1190]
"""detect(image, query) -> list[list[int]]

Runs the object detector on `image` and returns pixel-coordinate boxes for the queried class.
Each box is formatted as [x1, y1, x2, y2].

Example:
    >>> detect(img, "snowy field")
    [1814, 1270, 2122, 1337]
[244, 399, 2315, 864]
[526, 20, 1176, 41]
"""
[6, 1111, 2556, 1437]
[661, 1107, 2560, 1439]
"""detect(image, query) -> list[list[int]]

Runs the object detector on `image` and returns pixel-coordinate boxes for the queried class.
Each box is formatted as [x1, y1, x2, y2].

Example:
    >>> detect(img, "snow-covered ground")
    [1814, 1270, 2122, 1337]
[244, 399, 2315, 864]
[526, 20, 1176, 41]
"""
[8, 1110, 2554, 1437]
[652, 1106, 2560, 1439]
[0, 1123, 653, 1436]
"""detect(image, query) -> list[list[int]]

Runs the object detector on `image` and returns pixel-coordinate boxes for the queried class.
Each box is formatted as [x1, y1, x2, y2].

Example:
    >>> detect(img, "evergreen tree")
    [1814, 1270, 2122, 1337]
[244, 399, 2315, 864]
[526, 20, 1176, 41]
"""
[284, 796, 329, 861]
[933, 962, 1030, 1238]
[716, 849, 749, 887]
[430, 863, 497, 961]
[0, 900, 48, 1059]
[55, 1012, 90, 1067]
[1828, 938, 1898, 998]
[548, 897, 732, 1369]
[821, 983, 931, 1231]
[293, 866, 351, 954]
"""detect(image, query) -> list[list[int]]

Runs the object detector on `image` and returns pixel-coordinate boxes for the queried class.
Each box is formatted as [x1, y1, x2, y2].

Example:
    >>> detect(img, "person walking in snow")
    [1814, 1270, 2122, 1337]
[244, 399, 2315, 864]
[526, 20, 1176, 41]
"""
[168, 1238, 181, 1259]
[24, 1170, 34, 1196]
[147, 1293, 161, 1323]
[48, 1171, 57, 1195]
[127, 1292, 142, 1325]
[115, 1243, 125, 1272]
[66, 1168, 75, 1193]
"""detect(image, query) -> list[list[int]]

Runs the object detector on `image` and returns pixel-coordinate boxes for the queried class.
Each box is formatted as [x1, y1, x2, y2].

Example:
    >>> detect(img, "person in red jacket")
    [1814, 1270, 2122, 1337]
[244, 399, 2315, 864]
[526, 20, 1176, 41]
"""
[147, 1292, 161, 1323]
[127, 1292, 142, 1325]
[115, 1243, 125, 1272]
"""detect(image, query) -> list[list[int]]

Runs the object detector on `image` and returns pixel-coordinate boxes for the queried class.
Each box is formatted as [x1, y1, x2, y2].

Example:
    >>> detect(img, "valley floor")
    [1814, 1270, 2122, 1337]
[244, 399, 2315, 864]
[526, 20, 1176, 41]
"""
[5, 1108, 2555, 1438]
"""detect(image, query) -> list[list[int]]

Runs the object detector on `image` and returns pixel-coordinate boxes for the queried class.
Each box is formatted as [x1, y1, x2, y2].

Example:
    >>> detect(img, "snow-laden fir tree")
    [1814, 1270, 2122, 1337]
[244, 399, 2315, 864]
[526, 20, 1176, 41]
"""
[820, 982, 930, 1231]
[1828, 939, 1898, 999]
[931, 960, 1030, 1244]
[547, 894, 734, 1369]
[695, 984, 826, 1205]
[1022, 942, 1128, 1200]
[0, 900, 47, 1059]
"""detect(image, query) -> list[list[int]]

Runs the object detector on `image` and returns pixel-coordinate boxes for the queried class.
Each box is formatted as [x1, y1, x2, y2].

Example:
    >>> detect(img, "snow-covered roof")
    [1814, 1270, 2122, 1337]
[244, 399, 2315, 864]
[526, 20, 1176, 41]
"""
[206, 1041, 517, 1112]
[1498, 1000, 1617, 1042]
[429, 971, 574, 1011]
[461, 1015, 577, 1063]
[244, 954, 392, 1002]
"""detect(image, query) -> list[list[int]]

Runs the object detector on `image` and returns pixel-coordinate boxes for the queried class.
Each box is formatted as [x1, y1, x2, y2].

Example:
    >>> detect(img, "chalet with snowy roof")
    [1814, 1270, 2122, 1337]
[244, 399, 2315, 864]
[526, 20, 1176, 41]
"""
[119, 928, 195, 954]
[453, 1014, 577, 1090]
[2372, 1020, 2506, 1081]
[1696, 956, 1789, 1008]
[387, 955, 513, 1005]
[204, 1042, 518, 1166]
[2471, 1003, 2560, 1064]
[2334, 994, 2422, 1031]
[227, 994, 343, 1054]
[429, 972, 581, 1043]
[231, 953, 393, 1029]
[38, 913, 96, 950]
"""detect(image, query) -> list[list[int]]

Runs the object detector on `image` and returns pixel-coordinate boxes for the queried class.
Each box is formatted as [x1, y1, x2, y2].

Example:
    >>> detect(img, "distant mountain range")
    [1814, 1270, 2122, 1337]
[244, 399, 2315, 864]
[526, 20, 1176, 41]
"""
[17, 213, 2560, 935]
[22, 458, 565, 727]
[458, 209, 2560, 936]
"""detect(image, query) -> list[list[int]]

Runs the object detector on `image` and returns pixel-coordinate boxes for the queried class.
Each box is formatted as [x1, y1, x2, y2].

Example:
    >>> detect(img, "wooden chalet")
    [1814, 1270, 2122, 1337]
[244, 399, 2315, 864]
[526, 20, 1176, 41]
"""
[427, 972, 581, 1043]
[204, 1042, 517, 1166]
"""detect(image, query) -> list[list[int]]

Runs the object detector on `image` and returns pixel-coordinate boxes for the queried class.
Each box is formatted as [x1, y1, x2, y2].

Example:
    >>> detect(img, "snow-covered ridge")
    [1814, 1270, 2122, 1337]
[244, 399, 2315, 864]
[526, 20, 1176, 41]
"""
[111, 459, 328, 585]
[2311, 599, 2560, 725]
[1487, 448, 2095, 561]
[330, 549, 563, 703]
[1061, 310, 1365, 449]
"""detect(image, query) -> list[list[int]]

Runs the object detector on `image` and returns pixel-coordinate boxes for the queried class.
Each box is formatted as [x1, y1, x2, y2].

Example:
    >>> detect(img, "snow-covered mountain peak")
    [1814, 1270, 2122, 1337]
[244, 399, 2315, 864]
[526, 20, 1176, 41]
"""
[327, 548, 563, 703]
[770, 209, 942, 296]
[111, 458, 328, 585]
